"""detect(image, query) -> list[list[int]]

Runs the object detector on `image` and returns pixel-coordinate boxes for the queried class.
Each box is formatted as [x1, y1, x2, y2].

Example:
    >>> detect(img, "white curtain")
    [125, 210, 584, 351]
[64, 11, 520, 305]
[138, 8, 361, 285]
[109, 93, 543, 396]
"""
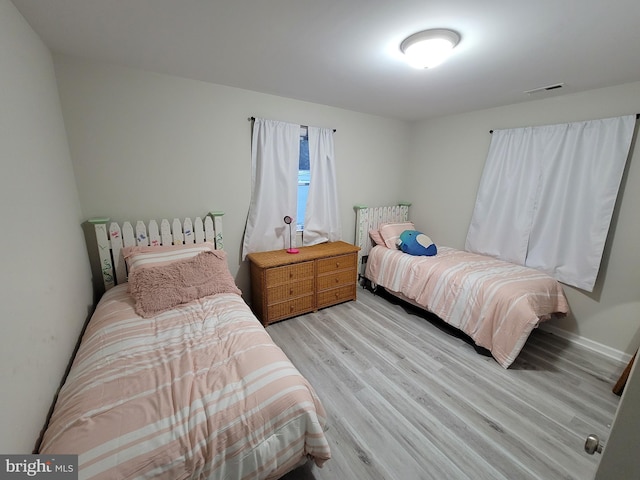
[303, 126, 342, 245]
[465, 115, 635, 291]
[242, 118, 299, 259]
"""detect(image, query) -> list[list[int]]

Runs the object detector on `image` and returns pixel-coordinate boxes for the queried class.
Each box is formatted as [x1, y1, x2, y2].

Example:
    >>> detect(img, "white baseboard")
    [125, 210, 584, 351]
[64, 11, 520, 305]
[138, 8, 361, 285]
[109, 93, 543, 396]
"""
[539, 323, 632, 365]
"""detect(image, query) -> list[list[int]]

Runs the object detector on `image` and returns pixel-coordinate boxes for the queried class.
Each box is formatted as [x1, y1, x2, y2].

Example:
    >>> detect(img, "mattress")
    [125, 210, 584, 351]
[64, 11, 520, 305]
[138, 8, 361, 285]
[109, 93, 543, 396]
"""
[365, 245, 569, 368]
[39, 284, 331, 479]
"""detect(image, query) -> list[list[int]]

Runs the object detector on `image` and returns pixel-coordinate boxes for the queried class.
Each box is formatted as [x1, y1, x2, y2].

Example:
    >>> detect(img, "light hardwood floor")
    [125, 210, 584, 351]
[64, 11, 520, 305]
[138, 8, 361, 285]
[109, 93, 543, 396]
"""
[269, 287, 624, 480]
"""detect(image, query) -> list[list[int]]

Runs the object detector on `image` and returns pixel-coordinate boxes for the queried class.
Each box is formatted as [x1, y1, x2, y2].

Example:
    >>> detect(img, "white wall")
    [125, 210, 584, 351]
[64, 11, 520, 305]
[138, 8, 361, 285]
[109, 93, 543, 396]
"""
[0, 0, 93, 453]
[53, 54, 640, 358]
[407, 83, 640, 357]
[53, 55, 410, 293]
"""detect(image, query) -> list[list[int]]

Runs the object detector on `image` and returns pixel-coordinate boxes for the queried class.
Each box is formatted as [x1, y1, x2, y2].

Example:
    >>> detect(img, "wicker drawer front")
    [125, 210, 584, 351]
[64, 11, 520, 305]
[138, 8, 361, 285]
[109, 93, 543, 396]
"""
[267, 278, 314, 304]
[266, 261, 314, 286]
[317, 254, 356, 275]
[267, 294, 315, 322]
[317, 284, 356, 308]
[317, 270, 356, 291]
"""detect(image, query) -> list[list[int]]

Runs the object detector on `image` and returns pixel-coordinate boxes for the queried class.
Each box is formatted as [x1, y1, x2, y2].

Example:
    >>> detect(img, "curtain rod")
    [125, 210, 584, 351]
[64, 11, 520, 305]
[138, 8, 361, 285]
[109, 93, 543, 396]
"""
[489, 113, 640, 134]
[249, 117, 336, 133]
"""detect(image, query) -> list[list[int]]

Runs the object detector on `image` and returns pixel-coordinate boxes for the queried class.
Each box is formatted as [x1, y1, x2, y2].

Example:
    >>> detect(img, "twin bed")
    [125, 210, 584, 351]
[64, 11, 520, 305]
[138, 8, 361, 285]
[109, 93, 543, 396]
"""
[39, 213, 330, 479]
[355, 204, 570, 369]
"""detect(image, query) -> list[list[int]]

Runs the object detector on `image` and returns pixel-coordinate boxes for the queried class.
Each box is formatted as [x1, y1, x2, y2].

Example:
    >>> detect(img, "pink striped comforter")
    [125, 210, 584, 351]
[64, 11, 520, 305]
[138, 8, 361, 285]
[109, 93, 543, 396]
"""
[365, 246, 569, 368]
[40, 285, 330, 479]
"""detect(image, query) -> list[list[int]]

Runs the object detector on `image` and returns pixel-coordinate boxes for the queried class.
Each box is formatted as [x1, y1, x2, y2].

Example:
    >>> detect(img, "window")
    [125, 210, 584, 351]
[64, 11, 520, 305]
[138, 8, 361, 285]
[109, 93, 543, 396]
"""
[242, 118, 340, 258]
[297, 131, 310, 231]
[465, 115, 635, 291]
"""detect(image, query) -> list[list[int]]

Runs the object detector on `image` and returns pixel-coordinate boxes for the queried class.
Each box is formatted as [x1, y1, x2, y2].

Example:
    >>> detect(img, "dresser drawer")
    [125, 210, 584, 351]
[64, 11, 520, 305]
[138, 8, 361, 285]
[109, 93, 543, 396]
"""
[267, 278, 314, 304]
[266, 261, 314, 285]
[317, 254, 356, 274]
[317, 284, 356, 308]
[317, 269, 356, 291]
[267, 294, 315, 322]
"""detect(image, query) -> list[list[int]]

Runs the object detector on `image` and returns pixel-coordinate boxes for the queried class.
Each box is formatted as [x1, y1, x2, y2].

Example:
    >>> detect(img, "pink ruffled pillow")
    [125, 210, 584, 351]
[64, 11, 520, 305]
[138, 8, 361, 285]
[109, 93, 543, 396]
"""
[128, 250, 241, 318]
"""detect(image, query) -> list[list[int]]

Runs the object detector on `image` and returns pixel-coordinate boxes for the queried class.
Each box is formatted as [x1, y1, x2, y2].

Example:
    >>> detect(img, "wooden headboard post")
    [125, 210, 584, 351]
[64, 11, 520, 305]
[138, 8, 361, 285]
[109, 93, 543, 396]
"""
[354, 202, 411, 280]
[88, 217, 115, 291]
[88, 212, 225, 291]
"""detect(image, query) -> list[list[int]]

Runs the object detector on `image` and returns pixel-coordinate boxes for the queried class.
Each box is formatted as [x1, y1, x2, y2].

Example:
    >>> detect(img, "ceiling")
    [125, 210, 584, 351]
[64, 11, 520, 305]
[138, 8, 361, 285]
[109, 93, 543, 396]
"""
[11, 0, 640, 121]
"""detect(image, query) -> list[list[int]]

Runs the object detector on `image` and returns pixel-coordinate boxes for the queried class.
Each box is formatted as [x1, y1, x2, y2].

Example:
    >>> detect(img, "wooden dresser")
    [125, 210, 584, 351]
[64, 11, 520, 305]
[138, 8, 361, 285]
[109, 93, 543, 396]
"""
[247, 241, 360, 326]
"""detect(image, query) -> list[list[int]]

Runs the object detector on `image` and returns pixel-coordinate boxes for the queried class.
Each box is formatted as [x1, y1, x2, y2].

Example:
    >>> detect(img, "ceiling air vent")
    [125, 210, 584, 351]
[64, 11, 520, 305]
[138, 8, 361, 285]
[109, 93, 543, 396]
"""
[524, 83, 565, 95]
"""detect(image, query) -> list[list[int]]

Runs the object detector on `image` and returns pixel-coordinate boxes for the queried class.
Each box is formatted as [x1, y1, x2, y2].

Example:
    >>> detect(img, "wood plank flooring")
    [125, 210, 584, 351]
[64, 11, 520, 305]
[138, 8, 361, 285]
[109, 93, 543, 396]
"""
[269, 287, 624, 480]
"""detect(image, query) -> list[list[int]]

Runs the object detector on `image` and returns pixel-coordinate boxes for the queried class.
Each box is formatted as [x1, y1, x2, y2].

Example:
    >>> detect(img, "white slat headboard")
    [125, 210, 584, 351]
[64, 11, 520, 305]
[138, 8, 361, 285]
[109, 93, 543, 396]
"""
[88, 211, 224, 291]
[354, 203, 411, 278]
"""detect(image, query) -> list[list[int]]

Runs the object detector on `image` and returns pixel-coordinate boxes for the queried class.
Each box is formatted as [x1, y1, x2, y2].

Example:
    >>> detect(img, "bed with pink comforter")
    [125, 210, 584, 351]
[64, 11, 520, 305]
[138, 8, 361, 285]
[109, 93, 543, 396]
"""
[365, 245, 569, 368]
[39, 284, 330, 479]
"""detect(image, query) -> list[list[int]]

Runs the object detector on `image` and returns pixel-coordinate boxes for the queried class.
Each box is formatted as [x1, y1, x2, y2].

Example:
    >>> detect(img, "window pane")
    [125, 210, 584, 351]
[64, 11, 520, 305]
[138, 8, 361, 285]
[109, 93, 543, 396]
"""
[297, 136, 310, 230]
[299, 136, 309, 170]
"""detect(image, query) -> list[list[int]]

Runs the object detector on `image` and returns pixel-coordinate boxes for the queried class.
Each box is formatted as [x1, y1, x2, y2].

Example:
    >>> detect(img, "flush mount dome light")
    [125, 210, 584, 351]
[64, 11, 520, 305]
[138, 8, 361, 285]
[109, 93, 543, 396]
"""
[400, 28, 460, 69]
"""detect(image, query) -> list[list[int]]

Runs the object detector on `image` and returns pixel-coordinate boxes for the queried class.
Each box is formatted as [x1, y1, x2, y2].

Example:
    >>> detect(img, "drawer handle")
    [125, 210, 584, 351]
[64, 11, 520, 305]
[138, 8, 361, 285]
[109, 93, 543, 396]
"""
[290, 304, 295, 311]
[335, 278, 339, 283]
[335, 262, 340, 268]
[290, 288, 294, 295]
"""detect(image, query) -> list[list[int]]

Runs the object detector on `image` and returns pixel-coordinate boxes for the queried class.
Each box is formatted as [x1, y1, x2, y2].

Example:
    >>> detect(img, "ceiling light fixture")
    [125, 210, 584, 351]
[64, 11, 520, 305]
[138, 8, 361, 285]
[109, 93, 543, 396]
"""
[400, 28, 460, 69]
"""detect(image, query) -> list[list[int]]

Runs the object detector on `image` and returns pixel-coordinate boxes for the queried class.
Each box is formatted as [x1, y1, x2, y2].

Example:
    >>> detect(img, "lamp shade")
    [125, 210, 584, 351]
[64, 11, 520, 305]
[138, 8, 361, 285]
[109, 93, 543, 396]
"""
[400, 29, 460, 69]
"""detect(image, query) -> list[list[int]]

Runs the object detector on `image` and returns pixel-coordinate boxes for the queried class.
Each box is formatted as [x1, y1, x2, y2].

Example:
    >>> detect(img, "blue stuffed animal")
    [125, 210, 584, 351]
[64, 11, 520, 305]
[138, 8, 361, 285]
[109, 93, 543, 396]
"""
[396, 230, 437, 256]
